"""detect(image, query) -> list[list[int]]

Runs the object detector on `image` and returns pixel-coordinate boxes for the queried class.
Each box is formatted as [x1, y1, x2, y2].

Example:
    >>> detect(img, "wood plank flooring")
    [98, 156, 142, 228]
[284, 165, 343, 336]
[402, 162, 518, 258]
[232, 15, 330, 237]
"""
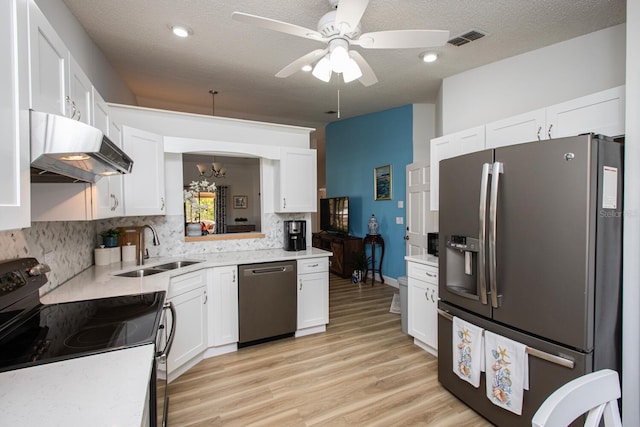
[166, 275, 492, 426]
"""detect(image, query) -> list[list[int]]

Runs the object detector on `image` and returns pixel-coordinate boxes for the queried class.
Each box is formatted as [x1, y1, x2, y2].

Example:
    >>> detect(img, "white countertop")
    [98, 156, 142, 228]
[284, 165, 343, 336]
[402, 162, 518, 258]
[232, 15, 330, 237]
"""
[404, 254, 439, 268]
[0, 344, 155, 427]
[42, 247, 332, 304]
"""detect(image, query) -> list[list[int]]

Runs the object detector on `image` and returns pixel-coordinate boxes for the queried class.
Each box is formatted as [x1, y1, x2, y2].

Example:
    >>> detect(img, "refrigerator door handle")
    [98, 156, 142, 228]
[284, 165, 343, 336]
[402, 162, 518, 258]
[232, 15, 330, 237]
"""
[478, 163, 491, 305]
[488, 161, 504, 309]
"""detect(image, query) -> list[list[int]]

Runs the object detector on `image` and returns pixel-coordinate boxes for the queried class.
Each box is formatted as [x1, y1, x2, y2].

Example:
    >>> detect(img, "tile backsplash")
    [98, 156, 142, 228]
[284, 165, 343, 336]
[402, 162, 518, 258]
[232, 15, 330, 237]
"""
[0, 212, 301, 294]
[0, 221, 97, 294]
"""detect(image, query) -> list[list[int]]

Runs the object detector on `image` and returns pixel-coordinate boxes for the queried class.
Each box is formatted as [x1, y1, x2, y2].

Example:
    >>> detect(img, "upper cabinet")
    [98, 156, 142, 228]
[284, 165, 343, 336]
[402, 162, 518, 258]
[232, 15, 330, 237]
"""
[28, 0, 68, 117]
[275, 148, 317, 213]
[430, 126, 485, 211]
[485, 109, 546, 149]
[432, 86, 626, 211]
[485, 86, 625, 149]
[545, 86, 625, 139]
[0, 0, 30, 231]
[122, 126, 166, 216]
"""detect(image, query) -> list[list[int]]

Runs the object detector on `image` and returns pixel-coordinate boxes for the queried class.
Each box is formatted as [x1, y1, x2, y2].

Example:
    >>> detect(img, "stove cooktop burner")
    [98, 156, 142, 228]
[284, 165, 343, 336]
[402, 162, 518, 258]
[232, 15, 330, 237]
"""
[0, 291, 165, 372]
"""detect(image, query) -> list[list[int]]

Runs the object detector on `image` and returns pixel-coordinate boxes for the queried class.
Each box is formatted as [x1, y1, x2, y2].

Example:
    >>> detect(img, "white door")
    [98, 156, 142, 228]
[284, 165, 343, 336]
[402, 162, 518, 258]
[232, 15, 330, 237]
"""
[406, 161, 436, 257]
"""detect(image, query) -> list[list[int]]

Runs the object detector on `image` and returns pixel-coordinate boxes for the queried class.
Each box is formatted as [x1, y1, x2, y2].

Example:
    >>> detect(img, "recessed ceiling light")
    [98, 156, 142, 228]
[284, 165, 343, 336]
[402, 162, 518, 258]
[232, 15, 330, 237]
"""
[301, 64, 312, 72]
[171, 25, 191, 38]
[420, 52, 438, 63]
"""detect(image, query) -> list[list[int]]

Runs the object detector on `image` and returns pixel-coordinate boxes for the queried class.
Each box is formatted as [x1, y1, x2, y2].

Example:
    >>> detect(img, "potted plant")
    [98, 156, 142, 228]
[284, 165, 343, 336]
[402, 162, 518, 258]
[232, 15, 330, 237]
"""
[351, 251, 369, 283]
[100, 228, 120, 248]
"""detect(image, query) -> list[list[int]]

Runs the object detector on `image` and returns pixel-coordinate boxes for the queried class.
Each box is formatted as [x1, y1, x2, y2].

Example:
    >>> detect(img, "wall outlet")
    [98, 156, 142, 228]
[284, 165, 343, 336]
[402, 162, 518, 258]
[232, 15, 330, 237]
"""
[398, 200, 404, 208]
[396, 217, 404, 224]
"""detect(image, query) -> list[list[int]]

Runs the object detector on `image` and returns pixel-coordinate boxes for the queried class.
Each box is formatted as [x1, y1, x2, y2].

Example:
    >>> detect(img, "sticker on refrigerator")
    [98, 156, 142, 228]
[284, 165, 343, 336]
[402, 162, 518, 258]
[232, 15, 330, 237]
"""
[602, 166, 618, 209]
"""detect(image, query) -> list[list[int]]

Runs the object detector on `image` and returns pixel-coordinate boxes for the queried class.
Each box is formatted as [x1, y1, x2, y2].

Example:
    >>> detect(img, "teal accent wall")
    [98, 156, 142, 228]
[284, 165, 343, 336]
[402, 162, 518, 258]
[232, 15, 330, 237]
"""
[325, 104, 413, 281]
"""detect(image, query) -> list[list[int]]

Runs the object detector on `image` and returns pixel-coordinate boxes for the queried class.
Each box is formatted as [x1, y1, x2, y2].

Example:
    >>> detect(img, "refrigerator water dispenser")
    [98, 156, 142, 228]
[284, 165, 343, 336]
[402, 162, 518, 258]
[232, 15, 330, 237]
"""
[445, 235, 480, 298]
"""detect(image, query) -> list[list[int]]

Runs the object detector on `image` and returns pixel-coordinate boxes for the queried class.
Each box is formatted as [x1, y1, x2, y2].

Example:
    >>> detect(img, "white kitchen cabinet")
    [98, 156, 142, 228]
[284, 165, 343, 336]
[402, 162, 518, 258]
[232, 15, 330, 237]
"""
[28, 0, 68, 117]
[546, 85, 625, 139]
[485, 108, 546, 149]
[430, 126, 484, 211]
[0, 0, 30, 231]
[407, 261, 438, 356]
[92, 87, 109, 134]
[122, 126, 166, 216]
[167, 270, 208, 378]
[68, 56, 91, 124]
[92, 92, 124, 219]
[207, 266, 239, 347]
[485, 86, 625, 149]
[296, 257, 329, 334]
[275, 148, 317, 213]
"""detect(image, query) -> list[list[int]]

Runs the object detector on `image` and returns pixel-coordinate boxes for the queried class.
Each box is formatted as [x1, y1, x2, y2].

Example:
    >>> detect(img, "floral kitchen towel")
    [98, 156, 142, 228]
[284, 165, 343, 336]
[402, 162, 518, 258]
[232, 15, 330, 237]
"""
[484, 331, 529, 415]
[452, 316, 484, 388]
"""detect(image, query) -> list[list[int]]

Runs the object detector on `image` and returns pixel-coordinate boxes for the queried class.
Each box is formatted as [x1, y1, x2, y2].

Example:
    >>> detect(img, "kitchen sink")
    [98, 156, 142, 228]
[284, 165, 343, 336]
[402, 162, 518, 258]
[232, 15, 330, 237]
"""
[154, 260, 202, 270]
[116, 268, 166, 277]
[115, 260, 202, 278]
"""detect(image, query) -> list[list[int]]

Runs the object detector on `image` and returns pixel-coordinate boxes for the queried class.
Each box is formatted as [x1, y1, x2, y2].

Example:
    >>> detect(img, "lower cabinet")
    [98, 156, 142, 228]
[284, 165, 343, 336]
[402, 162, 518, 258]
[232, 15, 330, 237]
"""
[207, 266, 238, 347]
[407, 261, 438, 356]
[167, 270, 208, 378]
[296, 257, 329, 334]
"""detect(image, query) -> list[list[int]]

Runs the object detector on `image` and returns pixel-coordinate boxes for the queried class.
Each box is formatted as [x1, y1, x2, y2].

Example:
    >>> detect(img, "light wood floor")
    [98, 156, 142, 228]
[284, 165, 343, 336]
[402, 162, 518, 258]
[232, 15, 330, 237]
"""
[166, 275, 492, 426]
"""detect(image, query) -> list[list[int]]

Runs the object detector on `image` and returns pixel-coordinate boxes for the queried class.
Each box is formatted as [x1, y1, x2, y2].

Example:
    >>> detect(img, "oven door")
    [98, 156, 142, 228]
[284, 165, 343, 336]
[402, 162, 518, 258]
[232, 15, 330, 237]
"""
[153, 301, 176, 427]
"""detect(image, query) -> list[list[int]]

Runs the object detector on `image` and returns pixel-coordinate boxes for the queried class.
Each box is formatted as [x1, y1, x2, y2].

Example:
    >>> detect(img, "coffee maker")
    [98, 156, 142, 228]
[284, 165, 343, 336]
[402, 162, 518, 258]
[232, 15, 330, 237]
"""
[284, 220, 306, 251]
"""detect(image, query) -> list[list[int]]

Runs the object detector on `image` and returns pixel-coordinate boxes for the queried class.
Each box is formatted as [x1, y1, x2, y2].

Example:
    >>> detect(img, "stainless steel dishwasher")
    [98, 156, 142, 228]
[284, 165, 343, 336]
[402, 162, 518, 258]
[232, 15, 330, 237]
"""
[238, 261, 297, 346]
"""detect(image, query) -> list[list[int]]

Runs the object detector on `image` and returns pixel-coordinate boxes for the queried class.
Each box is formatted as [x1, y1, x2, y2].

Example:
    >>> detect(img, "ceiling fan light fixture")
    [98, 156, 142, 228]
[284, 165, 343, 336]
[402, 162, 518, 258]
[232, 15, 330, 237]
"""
[301, 64, 313, 72]
[171, 25, 191, 38]
[312, 56, 332, 82]
[421, 52, 438, 63]
[342, 57, 362, 83]
[329, 40, 350, 73]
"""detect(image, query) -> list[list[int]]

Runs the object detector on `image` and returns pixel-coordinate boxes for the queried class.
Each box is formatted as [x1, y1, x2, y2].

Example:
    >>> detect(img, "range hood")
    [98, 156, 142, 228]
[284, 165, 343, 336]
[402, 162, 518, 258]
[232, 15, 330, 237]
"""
[30, 110, 134, 183]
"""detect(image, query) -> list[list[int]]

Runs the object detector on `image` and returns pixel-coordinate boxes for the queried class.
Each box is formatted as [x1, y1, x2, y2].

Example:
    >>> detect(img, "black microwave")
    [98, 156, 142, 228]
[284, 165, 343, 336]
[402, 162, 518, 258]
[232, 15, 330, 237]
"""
[427, 232, 439, 257]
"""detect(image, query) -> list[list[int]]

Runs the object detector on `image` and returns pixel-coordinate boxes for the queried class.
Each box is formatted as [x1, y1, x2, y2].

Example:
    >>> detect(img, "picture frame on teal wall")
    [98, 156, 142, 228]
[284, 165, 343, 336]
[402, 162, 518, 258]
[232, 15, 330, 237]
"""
[374, 164, 392, 200]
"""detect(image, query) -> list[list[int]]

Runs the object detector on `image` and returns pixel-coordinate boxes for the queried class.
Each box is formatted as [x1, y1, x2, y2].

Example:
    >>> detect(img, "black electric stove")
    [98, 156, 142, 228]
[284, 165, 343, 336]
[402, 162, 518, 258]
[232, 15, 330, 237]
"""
[0, 257, 165, 373]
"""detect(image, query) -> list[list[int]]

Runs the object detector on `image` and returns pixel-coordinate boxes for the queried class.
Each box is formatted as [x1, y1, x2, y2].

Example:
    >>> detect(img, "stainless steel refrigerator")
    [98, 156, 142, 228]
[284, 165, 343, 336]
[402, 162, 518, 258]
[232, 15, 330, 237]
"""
[437, 134, 623, 426]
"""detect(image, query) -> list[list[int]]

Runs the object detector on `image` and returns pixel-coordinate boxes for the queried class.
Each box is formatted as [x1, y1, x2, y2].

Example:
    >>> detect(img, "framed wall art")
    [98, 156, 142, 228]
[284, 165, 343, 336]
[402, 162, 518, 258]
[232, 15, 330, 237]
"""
[233, 195, 248, 209]
[374, 164, 392, 201]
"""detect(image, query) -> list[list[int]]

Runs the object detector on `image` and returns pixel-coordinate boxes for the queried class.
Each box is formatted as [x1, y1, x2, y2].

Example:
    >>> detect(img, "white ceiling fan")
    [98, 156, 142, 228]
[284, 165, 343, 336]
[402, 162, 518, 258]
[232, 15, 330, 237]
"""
[232, 0, 450, 87]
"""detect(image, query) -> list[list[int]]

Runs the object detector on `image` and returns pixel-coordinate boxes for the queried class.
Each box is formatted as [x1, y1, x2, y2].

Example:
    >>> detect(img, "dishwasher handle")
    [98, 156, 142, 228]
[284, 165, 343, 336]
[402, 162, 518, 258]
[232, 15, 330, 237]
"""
[246, 266, 293, 275]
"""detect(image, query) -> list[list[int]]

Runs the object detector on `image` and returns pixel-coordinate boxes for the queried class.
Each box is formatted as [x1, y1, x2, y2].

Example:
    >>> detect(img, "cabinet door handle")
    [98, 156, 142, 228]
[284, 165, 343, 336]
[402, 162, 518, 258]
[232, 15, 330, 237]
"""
[110, 194, 117, 211]
[299, 279, 303, 290]
[547, 124, 553, 139]
[431, 291, 435, 302]
[160, 197, 165, 210]
[233, 270, 236, 282]
[283, 197, 287, 209]
[424, 291, 429, 300]
[309, 263, 319, 268]
[536, 126, 542, 141]
[425, 272, 436, 278]
[203, 290, 208, 304]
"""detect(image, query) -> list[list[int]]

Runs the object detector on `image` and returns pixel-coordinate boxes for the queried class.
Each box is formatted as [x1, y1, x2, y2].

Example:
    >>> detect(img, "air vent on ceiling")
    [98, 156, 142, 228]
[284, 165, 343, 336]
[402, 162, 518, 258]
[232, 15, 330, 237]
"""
[448, 29, 487, 47]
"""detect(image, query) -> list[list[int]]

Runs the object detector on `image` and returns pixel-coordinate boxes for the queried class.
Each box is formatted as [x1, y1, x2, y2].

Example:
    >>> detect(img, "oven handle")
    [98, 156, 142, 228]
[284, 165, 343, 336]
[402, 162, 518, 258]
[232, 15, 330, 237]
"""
[157, 301, 177, 359]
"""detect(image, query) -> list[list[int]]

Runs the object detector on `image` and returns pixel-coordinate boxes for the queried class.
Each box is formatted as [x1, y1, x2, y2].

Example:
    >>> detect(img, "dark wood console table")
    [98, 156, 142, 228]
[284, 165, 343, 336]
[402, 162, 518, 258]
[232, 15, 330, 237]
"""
[312, 232, 363, 278]
[363, 234, 384, 285]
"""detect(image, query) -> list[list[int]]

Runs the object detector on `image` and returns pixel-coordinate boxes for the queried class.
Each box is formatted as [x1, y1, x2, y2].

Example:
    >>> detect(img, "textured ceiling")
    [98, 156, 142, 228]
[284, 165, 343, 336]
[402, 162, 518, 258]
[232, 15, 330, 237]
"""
[62, 0, 626, 128]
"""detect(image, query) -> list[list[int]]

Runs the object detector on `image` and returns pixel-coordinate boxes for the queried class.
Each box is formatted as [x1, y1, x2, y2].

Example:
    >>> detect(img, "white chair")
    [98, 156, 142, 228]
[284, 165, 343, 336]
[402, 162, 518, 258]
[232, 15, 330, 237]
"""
[532, 369, 622, 427]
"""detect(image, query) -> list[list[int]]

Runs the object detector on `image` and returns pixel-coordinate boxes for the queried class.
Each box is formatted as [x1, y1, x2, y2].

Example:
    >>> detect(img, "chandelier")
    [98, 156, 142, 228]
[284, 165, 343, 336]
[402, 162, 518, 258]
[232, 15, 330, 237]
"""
[196, 159, 226, 178]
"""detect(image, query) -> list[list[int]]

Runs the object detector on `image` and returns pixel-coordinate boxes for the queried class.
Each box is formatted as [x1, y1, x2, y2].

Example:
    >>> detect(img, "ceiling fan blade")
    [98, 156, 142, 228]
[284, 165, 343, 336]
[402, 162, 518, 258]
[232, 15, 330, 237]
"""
[335, 0, 370, 35]
[349, 51, 378, 87]
[232, 12, 326, 42]
[353, 29, 450, 49]
[275, 49, 328, 78]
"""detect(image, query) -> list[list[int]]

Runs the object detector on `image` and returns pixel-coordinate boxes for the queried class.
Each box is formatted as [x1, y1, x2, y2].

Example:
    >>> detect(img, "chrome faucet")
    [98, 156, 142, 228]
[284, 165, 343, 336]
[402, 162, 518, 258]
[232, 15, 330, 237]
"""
[139, 225, 160, 265]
